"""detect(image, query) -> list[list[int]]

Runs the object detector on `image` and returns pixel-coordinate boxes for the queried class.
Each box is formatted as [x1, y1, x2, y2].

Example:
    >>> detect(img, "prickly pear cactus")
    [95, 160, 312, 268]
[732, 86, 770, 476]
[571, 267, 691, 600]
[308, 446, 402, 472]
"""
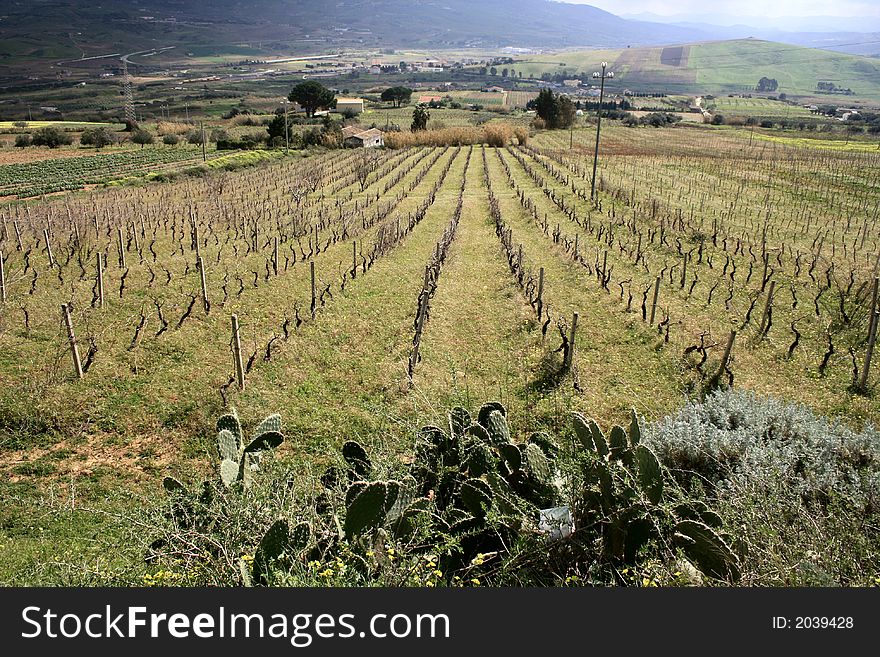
[673, 520, 741, 581]
[216, 410, 284, 489]
[344, 480, 399, 538]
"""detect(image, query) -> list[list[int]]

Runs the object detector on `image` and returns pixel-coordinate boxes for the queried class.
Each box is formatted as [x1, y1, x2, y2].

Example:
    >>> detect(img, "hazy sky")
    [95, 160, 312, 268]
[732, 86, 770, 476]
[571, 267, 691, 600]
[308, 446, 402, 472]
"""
[566, 0, 880, 18]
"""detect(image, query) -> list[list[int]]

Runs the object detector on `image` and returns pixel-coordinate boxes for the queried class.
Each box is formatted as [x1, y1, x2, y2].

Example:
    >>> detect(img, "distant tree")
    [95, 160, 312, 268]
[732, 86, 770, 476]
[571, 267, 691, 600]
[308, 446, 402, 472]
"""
[187, 129, 206, 145]
[209, 128, 229, 143]
[162, 133, 180, 146]
[399, 61, 408, 71]
[14, 134, 31, 147]
[711, 114, 726, 125]
[501, 68, 509, 77]
[411, 106, 430, 132]
[31, 126, 72, 148]
[320, 115, 343, 148]
[556, 96, 576, 129]
[131, 129, 154, 148]
[535, 88, 559, 127]
[479, 67, 487, 75]
[756, 77, 778, 92]
[490, 67, 497, 76]
[289, 81, 336, 118]
[518, 71, 523, 78]
[380, 86, 413, 108]
[80, 126, 114, 148]
[266, 113, 294, 143]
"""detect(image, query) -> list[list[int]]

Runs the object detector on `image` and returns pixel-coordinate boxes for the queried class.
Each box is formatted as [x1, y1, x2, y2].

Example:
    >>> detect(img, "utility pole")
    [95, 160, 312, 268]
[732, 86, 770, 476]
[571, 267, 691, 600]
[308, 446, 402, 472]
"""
[590, 62, 614, 200]
[121, 59, 136, 127]
[283, 99, 290, 155]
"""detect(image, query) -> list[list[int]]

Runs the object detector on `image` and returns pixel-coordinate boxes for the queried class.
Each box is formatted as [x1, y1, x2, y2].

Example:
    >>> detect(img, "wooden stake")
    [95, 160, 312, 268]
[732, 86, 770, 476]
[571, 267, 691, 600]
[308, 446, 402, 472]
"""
[859, 277, 879, 392]
[194, 222, 201, 262]
[231, 314, 245, 391]
[352, 241, 357, 278]
[96, 253, 105, 308]
[43, 229, 55, 268]
[408, 289, 429, 379]
[13, 221, 22, 251]
[117, 227, 126, 269]
[0, 250, 6, 303]
[649, 276, 661, 325]
[564, 311, 579, 372]
[310, 261, 316, 319]
[718, 330, 736, 380]
[198, 256, 209, 313]
[536, 267, 545, 319]
[759, 280, 776, 335]
[62, 303, 83, 379]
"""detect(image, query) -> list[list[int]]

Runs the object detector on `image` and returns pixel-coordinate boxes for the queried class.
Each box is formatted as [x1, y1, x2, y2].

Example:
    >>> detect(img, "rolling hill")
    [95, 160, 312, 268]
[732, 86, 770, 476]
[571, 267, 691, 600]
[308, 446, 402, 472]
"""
[517, 39, 880, 103]
[0, 0, 703, 62]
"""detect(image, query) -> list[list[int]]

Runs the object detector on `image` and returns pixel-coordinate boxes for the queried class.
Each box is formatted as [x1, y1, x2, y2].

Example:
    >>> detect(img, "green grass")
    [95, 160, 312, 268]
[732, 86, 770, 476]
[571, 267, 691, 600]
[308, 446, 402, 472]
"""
[706, 97, 812, 119]
[688, 40, 880, 101]
[0, 121, 123, 130]
[0, 145, 224, 197]
[517, 39, 880, 102]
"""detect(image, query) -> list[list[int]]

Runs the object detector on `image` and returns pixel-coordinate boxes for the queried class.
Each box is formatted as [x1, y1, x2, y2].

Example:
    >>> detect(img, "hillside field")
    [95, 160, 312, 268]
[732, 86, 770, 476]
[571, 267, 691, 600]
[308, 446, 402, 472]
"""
[1, 120, 879, 585]
[517, 39, 880, 102]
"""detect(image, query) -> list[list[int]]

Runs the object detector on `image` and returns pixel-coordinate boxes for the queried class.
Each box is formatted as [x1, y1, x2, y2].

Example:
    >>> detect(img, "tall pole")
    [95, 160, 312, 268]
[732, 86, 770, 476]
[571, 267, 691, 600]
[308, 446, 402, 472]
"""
[591, 62, 611, 201]
[200, 121, 207, 162]
[284, 100, 290, 155]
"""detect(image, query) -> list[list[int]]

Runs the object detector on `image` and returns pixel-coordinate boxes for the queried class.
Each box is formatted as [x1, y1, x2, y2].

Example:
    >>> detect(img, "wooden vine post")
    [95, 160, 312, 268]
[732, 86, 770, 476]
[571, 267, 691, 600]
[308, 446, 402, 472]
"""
[198, 256, 209, 313]
[759, 280, 776, 336]
[310, 261, 317, 319]
[859, 277, 879, 392]
[649, 276, 661, 325]
[352, 241, 358, 278]
[0, 250, 6, 303]
[718, 330, 737, 381]
[43, 229, 55, 268]
[563, 311, 579, 372]
[117, 227, 126, 269]
[96, 253, 105, 308]
[61, 303, 83, 379]
[231, 314, 245, 391]
[408, 289, 429, 380]
[536, 267, 545, 320]
[273, 237, 279, 276]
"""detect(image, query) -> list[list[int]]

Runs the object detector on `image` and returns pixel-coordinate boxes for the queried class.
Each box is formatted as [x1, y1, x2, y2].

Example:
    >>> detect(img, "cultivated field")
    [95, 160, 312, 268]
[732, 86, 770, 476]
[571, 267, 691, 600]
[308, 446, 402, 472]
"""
[517, 40, 880, 101]
[1, 124, 879, 584]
